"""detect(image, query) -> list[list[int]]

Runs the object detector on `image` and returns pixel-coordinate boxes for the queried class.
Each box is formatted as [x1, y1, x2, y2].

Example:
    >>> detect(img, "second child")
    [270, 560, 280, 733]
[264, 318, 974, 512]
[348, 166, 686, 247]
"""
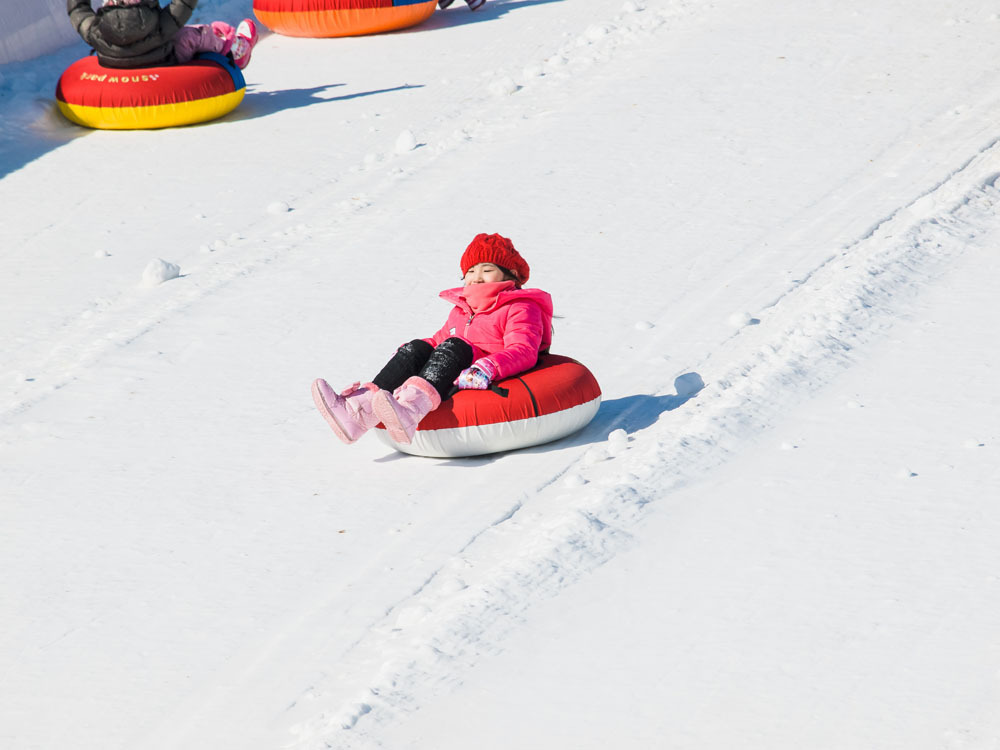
[67, 0, 259, 70]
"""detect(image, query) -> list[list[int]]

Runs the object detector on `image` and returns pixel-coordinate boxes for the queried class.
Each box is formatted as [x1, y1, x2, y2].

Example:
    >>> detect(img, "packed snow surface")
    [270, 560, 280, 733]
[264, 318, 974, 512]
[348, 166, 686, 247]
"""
[2, 1, 999, 749]
[0, 0, 80, 65]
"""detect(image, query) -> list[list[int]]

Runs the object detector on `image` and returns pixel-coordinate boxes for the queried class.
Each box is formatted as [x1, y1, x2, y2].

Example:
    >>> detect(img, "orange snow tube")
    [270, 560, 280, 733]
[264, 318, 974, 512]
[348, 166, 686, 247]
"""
[375, 354, 602, 458]
[253, 0, 436, 37]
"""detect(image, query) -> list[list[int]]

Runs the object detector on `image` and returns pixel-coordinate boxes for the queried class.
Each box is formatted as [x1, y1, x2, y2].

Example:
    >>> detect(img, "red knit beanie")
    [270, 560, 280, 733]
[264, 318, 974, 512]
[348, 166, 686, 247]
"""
[460, 233, 530, 286]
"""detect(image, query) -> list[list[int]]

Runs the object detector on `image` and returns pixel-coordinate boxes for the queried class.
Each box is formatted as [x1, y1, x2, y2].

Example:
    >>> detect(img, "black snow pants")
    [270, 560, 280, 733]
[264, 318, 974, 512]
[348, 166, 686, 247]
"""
[371, 338, 474, 401]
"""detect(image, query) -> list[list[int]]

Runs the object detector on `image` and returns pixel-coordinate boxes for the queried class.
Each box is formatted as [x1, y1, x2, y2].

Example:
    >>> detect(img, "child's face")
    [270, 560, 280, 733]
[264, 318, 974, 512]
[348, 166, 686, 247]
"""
[464, 263, 509, 285]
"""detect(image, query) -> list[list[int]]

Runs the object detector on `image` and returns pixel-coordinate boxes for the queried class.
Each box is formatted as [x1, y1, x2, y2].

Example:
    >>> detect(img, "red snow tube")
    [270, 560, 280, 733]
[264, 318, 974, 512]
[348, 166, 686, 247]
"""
[55, 53, 245, 130]
[375, 354, 602, 458]
[253, 0, 436, 38]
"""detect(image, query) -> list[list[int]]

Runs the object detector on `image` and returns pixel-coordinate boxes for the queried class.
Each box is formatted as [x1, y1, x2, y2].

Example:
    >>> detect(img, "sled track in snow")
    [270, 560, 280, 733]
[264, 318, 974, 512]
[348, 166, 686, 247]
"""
[283, 144, 1000, 748]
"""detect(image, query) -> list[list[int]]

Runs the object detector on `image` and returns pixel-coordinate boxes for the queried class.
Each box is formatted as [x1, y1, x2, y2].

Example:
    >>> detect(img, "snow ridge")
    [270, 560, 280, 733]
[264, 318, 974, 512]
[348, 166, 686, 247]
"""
[283, 145, 1000, 748]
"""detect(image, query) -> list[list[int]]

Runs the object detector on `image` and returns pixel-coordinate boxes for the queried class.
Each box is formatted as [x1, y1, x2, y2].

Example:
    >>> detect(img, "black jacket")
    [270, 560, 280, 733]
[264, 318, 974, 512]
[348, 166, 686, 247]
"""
[67, 0, 198, 69]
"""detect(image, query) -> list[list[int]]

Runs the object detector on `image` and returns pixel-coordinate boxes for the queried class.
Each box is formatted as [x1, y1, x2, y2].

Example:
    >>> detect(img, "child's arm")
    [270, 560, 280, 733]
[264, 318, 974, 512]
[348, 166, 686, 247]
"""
[67, 0, 98, 43]
[478, 301, 546, 380]
[166, 0, 198, 28]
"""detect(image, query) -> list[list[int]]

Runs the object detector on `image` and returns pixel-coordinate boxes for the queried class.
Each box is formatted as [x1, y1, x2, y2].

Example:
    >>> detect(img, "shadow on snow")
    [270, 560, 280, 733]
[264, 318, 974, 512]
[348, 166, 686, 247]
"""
[390, 372, 707, 466]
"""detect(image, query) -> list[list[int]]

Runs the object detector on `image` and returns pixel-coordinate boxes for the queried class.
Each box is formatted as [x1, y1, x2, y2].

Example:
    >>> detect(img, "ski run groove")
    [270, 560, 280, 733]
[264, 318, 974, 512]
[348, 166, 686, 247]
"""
[5, 2, 1000, 748]
[281, 139, 1000, 750]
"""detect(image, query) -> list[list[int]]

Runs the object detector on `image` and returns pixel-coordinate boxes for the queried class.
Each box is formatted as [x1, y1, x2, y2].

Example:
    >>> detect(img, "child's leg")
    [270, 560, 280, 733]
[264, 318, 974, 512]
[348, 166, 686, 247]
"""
[313, 337, 439, 445]
[371, 339, 435, 394]
[173, 23, 233, 63]
[372, 338, 474, 444]
[312, 380, 380, 444]
[211, 21, 238, 54]
[229, 20, 258, 70]
[416, 338, 474, 401]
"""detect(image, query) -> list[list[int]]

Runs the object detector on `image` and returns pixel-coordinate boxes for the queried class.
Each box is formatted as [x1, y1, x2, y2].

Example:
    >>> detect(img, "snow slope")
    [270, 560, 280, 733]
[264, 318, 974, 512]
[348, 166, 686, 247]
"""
[2, 1, 999, 749]
[378, 167, 1000, 750]
[0, 0, 81, 65]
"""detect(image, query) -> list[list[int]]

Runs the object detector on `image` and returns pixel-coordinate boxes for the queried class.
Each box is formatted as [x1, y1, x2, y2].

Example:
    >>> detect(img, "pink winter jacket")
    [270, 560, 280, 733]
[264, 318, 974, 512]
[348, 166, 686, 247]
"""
[424, 283, 554, 380]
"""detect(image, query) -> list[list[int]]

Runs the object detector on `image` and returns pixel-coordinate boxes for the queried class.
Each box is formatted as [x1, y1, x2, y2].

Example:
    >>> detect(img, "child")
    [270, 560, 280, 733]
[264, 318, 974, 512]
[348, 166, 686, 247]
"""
[67, 0, 259, 70]
[312, 233, 553, 446]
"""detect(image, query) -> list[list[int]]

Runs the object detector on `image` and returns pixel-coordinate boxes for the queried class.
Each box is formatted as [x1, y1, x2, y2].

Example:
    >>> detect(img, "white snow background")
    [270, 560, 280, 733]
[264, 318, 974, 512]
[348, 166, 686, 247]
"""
[2, 1, 1000, 748]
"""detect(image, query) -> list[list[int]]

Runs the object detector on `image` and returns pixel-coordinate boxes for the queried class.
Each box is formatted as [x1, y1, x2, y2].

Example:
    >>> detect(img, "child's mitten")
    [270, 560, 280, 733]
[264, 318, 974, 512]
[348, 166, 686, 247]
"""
[455, 358, 496, 390]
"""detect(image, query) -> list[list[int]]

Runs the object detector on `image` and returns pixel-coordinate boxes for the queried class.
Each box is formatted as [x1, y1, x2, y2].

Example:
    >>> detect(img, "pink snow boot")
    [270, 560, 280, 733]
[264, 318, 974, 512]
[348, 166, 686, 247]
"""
[371, 376, 441, 445]
[312, 379, 380, 444]
[230, 19, 258, 69]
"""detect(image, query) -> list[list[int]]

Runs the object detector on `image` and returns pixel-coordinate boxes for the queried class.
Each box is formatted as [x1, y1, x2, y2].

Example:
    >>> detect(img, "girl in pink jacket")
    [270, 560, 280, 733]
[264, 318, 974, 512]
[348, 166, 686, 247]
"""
[312, 233, 553, 446]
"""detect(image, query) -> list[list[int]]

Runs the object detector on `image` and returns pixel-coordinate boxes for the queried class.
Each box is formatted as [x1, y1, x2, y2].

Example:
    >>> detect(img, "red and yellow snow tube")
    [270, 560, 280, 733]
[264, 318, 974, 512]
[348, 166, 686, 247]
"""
[55, 53, 245, 130]
[253, 0, 436, 37]
[376, 354, 602, 458]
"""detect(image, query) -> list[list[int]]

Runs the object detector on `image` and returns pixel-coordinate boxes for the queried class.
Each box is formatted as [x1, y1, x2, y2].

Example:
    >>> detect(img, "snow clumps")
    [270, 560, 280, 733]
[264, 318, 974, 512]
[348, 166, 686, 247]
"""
[674, 372, 705, 397]
[607, 428, 629, 456]
[489, 75, 520, 97]
[728, 311, 759, 328]
[395, 129, 417, 153]
[142, 258, 180, 286]
[267, 200, 291, 215]
[584, 25, 611, 42]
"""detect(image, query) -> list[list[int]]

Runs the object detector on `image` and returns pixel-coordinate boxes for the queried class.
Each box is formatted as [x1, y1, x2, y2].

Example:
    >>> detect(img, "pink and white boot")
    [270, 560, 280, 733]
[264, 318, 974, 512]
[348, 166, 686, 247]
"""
[371, 376, 441, 445]
[229, 19, 258, 69]
[312, 380, 380, 444]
